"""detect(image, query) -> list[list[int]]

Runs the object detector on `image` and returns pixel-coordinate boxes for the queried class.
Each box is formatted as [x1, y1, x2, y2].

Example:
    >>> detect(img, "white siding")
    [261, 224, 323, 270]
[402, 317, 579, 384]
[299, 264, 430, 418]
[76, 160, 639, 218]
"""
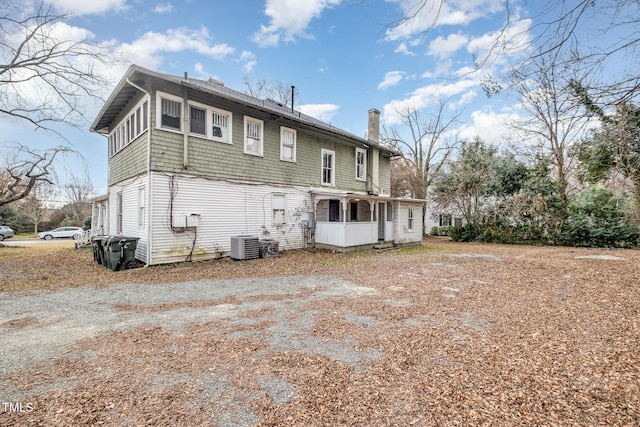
[394, 201, 423, 244]
[149, 172, 313, 265]
[108, 175, 150, 263]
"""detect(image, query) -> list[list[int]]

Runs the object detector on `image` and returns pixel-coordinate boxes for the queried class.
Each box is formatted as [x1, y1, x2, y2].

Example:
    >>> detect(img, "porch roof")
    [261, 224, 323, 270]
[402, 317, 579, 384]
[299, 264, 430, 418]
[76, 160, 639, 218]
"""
[91, 193, 109, 203]
[311, 189, 425, 204]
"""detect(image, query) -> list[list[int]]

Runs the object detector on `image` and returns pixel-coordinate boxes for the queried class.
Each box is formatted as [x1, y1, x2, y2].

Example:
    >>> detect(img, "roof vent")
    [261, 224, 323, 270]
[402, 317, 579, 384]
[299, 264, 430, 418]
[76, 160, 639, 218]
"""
[208, 77, 224, 86]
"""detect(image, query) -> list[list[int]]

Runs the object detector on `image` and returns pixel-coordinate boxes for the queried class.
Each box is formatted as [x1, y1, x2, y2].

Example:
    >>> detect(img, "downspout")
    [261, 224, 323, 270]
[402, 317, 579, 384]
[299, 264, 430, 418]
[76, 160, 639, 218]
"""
[126, 78, 152, 267]
[183, 72, 189, 169]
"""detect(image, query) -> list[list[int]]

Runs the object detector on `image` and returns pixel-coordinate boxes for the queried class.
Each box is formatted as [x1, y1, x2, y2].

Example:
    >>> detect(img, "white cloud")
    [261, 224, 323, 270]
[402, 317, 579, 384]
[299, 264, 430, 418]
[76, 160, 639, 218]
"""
[457, 108, 516, 144]
[378, 71, 405, 90]
[296, 103, 340, 122]
[153, 3, 175, 14]
[117, 27, 235, 70]
[238, 51, 257, 73]
[428, 32, 468, 59]
[49, 0, 127, 15]
[394, 42, 416, 56]
[385, 0, 504, 41]
[252, 0, 341, 47]
[382, 78, 478, 124]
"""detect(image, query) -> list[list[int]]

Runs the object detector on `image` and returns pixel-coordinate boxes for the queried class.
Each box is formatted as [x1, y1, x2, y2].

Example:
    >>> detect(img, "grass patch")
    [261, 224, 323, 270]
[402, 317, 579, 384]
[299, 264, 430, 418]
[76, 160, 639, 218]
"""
[13, 233, 37, 240]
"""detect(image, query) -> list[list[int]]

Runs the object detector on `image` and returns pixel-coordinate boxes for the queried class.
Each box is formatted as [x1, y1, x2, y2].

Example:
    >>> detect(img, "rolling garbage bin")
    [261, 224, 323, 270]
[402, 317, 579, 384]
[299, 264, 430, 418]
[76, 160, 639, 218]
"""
[91, 235, 108, 267]
[104, 236, 139, 271]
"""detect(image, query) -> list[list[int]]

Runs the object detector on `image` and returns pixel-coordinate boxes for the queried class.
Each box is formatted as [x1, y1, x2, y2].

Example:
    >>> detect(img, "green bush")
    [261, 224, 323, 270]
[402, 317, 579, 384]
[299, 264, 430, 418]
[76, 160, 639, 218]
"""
[449, 225, 477, 242]
[558, 187, 639, 248]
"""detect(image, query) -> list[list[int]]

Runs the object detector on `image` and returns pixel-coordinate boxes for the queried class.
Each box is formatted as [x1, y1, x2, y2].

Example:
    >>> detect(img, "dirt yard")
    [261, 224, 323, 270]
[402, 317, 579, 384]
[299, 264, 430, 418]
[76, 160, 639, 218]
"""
[1, 238, 639, 426]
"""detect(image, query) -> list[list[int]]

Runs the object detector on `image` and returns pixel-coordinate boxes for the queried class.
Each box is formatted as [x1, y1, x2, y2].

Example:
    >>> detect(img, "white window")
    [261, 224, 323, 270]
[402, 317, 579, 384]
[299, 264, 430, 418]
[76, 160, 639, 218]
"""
[189, 105, 206, 136]
[116, 192, 123, 234]
[355, 148, 367, 181]
[134, 107, 140, 136]
[158, 94, 182, 131]
[244, 116, 263, 156]
[211, 108, 231, 143]
[272, 194, 286, 225]
[138, 187, 145, 227]
[321, 149, 335, 186]
[109, 134, 115, 156]
[142, 100, 149, 132]
[280, 127, 297, 162]
[108, 97, 150, 157]
[408, 207, 414, 231]
[126, 117, 132, 145]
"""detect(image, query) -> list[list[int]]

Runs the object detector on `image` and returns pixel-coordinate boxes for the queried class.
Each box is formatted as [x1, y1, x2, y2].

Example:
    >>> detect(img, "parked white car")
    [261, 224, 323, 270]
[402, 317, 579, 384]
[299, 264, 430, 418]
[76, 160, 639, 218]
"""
[0, 225, 14, 241]
[38, 227, 84, 240]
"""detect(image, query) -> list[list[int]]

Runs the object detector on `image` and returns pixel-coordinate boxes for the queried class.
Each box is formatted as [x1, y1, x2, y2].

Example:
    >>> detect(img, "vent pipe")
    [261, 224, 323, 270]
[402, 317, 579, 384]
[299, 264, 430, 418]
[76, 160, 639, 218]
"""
[291, 85, 295, 114]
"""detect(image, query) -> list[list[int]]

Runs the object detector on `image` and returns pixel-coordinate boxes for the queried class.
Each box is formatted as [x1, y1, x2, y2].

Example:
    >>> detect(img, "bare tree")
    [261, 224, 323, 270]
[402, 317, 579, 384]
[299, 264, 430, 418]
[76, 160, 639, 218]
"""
[63, 173, 94, 221]
[0, 1, 119, 205]
[508, 53, 592, 205]
[1, 0, 118, 132]
[0, 144, 72, 207]
[383, 99, 461, 200]
[242, 76, 300, 106]
[13, 183, 51, 235]
[389, 1, 639, 106]
[390, 157, 423, 199]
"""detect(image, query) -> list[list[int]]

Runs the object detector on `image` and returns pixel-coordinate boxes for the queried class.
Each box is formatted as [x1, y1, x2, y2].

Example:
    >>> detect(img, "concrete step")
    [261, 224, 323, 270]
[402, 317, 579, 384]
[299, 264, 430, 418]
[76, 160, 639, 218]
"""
[373, 242, 394, 250]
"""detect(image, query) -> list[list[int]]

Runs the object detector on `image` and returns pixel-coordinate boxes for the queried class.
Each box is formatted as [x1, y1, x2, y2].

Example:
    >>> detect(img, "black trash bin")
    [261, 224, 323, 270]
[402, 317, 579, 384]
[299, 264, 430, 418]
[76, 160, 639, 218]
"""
[91, 235, 108, 267]
[104, 236, 139, 271]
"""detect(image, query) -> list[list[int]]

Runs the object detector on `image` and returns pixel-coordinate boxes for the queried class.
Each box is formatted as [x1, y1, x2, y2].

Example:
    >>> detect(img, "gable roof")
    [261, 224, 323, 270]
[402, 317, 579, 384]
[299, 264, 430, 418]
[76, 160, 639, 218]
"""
[91, 65, 399, 156]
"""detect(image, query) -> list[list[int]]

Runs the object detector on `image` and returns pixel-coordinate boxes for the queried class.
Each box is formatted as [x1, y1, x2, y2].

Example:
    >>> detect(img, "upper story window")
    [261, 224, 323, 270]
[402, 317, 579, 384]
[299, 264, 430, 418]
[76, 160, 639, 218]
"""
[109, 98, 149, 157]
[280, 127, 296, 162]
[355, 148, 367, 181]
[189, 105, 206, 135]
[244, 116, 263, 156]
[160, 95, 182, 131]
[211, 109, 231, 143]
[321, 149, 335, 186]
[157, 92, 233, 144]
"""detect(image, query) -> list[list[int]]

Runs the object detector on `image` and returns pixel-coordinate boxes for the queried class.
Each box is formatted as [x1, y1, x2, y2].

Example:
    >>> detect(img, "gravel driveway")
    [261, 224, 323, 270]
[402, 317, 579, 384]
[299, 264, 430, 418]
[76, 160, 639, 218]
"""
[1, 241, 639, 426]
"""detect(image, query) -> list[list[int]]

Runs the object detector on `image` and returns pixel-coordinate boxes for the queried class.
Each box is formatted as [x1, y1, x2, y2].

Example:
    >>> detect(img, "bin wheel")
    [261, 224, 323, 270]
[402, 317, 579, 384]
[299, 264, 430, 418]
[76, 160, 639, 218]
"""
[125, 261, 136, 270]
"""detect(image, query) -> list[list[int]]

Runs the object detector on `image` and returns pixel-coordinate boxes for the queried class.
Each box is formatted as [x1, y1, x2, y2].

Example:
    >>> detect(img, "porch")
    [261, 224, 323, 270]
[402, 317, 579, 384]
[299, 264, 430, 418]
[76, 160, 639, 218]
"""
[312, 191, 394, 252]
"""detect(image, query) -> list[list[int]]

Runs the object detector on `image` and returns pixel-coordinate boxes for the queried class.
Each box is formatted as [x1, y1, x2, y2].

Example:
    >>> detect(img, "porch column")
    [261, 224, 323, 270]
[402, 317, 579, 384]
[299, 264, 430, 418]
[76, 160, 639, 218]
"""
[341, 197, 347, 223]
[368, 200, 375, 222]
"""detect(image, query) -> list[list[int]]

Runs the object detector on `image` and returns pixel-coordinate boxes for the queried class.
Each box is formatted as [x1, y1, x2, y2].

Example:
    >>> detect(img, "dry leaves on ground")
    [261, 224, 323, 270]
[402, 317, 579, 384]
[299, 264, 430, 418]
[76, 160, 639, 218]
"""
[1, 238, 639, 426]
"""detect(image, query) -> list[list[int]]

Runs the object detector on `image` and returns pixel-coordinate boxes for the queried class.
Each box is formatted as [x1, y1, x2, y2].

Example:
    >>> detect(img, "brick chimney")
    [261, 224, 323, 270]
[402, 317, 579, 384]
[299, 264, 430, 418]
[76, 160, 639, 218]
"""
[368, 108, 380, 143]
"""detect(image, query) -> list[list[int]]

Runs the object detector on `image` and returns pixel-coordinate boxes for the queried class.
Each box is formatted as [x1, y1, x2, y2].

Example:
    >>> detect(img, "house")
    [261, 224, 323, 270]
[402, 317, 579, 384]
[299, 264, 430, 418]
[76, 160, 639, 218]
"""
[90, 65, 424, 265]
[424, 201, 464, 235]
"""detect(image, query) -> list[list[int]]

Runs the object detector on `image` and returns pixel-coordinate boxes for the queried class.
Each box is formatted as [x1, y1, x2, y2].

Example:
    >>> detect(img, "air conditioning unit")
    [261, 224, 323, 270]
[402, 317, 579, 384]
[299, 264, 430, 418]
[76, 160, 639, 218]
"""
[230, 235, 259, 260]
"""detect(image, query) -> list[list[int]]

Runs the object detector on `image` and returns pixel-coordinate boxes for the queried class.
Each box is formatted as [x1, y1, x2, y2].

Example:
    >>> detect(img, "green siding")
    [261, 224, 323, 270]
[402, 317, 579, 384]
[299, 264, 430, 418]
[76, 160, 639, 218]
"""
[109, 77, 390, 192]
[109, 134, 147, 185]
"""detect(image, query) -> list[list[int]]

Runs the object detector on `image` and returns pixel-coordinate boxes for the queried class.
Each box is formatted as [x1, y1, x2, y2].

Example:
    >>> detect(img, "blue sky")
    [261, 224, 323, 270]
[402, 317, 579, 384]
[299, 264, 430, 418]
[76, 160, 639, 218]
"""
[4, 0, 548, 197]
